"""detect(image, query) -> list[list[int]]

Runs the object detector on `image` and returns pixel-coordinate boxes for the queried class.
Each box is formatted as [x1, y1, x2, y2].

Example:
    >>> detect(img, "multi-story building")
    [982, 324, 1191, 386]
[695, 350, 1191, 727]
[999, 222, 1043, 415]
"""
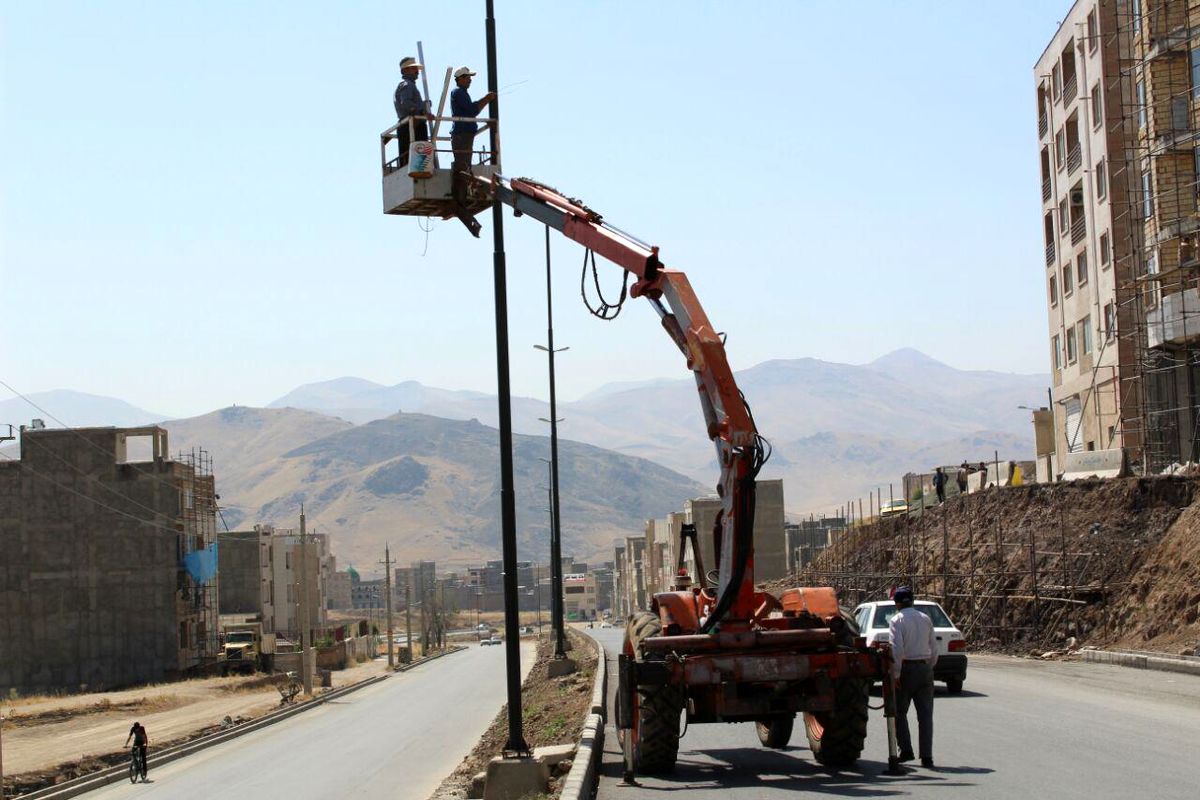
[259, 527, 332, 639]
[328, 569, 353, 610]
[562, 572, 598, 619]
[1037, 0, 1200, 473]
[0, 426, 219, 692]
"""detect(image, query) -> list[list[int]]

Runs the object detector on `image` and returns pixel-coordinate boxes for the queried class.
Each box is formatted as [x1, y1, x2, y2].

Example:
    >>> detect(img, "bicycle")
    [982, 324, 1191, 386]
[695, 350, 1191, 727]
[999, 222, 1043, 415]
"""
[128, 745, 148, 783]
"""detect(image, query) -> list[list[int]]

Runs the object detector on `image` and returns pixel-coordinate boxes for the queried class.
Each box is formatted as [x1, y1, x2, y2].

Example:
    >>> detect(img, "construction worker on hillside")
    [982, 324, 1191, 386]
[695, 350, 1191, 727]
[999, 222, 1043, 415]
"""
[933, 467, 948, 504]
[393, 56, 429, 167]
[448, 65, 495, 237]
[888, 586, 937, 769]
[956, 462, 969, 495]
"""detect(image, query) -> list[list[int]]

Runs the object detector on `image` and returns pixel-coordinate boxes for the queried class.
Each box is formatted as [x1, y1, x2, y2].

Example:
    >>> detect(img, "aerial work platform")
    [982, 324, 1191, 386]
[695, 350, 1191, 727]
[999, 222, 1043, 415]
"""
[381, 62, 499, 219]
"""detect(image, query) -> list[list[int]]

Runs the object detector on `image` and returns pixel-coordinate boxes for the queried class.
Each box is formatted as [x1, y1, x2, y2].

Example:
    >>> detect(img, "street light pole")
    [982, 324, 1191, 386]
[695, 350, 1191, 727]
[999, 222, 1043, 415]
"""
[484, 0, 529, 756]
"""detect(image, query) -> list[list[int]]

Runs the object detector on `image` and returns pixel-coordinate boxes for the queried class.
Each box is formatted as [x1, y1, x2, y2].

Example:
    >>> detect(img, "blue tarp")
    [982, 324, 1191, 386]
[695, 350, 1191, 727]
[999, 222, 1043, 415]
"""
[182, 542, 218, 584]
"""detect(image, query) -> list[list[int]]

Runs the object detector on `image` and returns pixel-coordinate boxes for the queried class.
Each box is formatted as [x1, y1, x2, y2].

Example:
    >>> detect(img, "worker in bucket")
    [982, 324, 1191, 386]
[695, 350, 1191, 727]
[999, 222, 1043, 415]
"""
[888, 586, 937, 769]
[448, 66, 495, 237]
[393, 56, 429, 167]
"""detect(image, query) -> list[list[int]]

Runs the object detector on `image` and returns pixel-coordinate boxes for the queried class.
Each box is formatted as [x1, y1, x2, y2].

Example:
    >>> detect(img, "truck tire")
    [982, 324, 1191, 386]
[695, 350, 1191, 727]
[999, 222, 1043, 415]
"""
[624, 611, 683, 774]
[756, 717, 794, 748]
[804, 677, 869, 767]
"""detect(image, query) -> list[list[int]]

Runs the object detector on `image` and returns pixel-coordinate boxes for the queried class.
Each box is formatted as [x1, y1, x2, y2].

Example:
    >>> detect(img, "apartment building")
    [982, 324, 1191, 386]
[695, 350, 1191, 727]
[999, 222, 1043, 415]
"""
[1038, 0, 1200, 472]
[1037, 0, 1137, 466]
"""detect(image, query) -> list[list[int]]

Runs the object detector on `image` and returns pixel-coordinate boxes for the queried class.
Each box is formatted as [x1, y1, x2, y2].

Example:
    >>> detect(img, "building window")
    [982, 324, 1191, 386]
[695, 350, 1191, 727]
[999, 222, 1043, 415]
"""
[1056, 128, 1067, 169]
[1050, 274, 1059, 306]
[1147, 249, 1158, 275]
[1096, 159, 1107, 200]
[1091, 82, 1103, 128]
[1081, 315, 1093, 355]
[1063, 263, 1074, 297]
[1059, 198, 1069, 234]
[1100, 231, 1111, 266]
[1053, 334, 1062, 370]
[1192, 46, 1200, 100]
[1136, 79, 1147, 129]
[1142, 171, 1154, 218]
[1104, 301, 1116, 340]
[1077, 251, 1089, 286]
[1067, 327, 1078, 363]
[1053, 63, 1063, 101]
[1087, 9, 1098, 51]
[179, 621, 188, 649]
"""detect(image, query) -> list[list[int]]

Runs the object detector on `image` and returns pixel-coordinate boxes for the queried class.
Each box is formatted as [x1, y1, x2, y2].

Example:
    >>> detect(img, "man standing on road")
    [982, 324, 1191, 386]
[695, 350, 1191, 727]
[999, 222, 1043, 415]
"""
[393, 56, 429, 167]
[125, 721, 150, 777]
[448, 66, 495, 237]
[888, 587, 937, 768]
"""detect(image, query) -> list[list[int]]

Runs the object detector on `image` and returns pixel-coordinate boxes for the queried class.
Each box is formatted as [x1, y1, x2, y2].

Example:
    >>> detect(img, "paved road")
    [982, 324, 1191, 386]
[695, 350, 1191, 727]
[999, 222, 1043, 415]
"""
[81, 643, 532, 799]
[590, 629, 1200, 799]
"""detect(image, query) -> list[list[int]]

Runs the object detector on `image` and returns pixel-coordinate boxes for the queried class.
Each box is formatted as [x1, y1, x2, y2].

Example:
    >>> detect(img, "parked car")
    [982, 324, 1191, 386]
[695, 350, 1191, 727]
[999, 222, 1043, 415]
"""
[599, 621, 614, 629]
[880, 499, 909, 518]
[852, 599, 968, 693]
[481, 635, 502, 646]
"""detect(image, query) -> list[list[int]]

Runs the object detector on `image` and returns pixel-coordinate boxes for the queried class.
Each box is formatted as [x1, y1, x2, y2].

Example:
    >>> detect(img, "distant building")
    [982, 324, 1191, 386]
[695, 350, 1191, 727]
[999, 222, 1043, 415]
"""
[0, 426, 219, 692]
[563, 572, 597, 619]
[328, 569, 353, 610]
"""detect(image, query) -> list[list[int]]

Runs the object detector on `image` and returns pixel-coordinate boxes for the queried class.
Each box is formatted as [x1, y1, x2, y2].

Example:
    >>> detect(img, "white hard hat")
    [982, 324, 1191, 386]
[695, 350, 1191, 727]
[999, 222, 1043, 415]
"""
[453, 66, 477, 79]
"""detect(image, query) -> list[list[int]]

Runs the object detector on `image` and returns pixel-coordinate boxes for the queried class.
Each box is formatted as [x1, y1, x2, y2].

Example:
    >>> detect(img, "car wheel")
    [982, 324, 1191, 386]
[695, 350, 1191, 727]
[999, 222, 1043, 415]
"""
[945, 678, 964, 694]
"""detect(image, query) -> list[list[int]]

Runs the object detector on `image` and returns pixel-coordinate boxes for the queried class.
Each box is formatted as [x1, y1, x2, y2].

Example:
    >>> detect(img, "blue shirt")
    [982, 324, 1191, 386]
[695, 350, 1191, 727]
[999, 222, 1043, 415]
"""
[394, 77, 424, 121]
[450, 86, 478, 136]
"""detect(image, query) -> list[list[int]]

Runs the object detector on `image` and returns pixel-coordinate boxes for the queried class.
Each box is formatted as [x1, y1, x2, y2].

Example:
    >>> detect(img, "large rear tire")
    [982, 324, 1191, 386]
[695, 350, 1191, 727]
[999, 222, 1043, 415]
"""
[804, 677, 869, 767]
[624, 611, 684, 775]
[756, 717, 794, 748]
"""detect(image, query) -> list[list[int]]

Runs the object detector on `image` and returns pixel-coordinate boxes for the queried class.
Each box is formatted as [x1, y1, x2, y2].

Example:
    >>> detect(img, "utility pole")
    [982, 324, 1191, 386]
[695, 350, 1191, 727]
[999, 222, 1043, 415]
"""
[535, 225, 569, 661]
[405, 585, 413, 664]
[298, 505, 312, 696]
[381, 544, 394, 668]
[420, 579, 428, 657]
[485, 0, 529, 755]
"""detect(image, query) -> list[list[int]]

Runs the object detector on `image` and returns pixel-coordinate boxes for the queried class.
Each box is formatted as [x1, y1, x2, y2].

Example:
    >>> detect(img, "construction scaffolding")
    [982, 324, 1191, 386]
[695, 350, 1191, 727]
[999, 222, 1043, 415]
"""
[1106, 0, 1200, 472]
[176, 446, 220, 669]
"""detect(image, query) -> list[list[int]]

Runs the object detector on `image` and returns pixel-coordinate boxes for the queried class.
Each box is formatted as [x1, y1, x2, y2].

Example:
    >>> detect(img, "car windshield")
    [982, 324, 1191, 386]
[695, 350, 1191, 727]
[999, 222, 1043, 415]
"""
[227, 632, 254, 643]
[872, 603, 953, 628]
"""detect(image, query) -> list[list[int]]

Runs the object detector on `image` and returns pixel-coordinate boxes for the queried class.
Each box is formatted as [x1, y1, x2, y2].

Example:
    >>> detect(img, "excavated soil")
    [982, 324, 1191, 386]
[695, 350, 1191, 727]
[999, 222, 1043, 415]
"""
[773, 476, 1200, 655]
[430, 629, 598, 800]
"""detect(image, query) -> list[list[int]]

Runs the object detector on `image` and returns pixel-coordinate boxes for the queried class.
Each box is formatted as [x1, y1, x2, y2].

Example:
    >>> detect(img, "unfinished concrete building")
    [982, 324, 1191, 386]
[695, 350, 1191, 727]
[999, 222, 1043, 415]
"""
[0, 426, 219, 692]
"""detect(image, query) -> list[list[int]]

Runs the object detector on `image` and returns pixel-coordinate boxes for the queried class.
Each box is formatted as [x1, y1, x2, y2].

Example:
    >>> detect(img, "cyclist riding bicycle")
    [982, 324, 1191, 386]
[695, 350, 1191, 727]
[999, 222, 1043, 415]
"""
[125, 721, 149, 777]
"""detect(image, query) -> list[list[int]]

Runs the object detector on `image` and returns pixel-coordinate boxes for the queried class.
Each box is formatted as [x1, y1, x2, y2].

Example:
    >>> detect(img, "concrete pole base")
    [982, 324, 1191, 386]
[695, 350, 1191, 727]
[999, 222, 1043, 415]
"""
[482, 755, 549, 800]
[547, 658, 577, 678]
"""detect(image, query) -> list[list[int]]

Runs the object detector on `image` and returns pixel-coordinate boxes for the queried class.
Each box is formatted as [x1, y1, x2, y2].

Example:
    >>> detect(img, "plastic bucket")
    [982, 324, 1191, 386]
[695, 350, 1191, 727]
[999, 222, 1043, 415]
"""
[408, 141, 434, 179]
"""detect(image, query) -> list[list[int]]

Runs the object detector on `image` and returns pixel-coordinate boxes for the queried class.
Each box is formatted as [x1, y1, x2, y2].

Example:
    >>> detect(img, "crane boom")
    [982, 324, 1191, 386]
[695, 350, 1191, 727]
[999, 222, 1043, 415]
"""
[491, 175, 765, 628]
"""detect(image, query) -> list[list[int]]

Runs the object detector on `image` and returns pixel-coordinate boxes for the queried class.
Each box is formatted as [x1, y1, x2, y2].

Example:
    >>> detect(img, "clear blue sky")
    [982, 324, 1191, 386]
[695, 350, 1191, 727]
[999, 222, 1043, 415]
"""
[0, 1, 1072, 418]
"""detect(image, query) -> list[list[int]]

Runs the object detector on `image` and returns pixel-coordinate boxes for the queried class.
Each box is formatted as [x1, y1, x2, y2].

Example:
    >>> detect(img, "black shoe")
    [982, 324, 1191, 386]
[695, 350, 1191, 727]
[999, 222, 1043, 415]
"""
[898, 751, 915, 763]
[469, 220, 482, 238]
[921, 757, 935, 769]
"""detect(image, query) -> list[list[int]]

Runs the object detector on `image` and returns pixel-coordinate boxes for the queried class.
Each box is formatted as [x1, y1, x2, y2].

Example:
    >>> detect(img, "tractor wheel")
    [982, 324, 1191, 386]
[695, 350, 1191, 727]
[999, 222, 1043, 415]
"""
[804, 677, 869, 767]
[756, 717, 794, 749]
[622, 611, 684, 774]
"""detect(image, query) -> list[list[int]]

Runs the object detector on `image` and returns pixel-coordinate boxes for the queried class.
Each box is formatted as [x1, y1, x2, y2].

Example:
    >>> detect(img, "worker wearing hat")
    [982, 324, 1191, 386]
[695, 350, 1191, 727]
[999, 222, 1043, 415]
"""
[448, 66, 496, 237]
[888, 586, 938, 768]
[393, 56, 429, 167]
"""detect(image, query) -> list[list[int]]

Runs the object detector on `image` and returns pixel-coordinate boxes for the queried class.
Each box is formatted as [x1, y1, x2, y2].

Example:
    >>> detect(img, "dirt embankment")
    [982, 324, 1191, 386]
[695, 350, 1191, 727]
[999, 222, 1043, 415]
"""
[430, 629, 599, 800]
[778, 476, 1200, 654]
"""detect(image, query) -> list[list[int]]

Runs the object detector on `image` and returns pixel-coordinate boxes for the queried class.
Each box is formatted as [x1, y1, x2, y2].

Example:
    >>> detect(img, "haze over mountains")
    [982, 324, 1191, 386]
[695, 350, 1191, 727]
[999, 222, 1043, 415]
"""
[3, 349, 1047, 569]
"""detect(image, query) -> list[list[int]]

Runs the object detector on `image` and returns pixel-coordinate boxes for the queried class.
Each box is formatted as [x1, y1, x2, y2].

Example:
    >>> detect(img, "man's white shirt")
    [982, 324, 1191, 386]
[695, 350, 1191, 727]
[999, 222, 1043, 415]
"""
[888, 606, 938, 679]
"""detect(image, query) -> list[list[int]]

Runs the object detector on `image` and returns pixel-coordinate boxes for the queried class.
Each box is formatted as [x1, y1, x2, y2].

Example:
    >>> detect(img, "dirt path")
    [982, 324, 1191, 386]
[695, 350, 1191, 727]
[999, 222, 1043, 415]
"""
[4, 657, 391, 777]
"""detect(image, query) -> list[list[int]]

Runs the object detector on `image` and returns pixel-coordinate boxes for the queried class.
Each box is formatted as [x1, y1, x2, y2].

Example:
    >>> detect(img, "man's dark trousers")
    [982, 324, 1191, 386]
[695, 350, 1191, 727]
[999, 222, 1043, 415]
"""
[398, 118, 429, 167]
[449, 131, 478, 230]
[895, 660, 934, 759]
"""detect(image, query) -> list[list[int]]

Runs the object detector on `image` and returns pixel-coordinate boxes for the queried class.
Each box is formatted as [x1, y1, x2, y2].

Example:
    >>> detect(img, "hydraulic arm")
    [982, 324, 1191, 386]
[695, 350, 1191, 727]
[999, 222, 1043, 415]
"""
[491, 176, 768, 630]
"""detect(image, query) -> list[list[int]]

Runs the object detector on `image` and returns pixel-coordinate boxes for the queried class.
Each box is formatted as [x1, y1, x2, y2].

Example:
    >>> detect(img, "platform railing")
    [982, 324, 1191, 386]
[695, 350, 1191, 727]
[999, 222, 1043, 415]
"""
[380, 114, 499, 176]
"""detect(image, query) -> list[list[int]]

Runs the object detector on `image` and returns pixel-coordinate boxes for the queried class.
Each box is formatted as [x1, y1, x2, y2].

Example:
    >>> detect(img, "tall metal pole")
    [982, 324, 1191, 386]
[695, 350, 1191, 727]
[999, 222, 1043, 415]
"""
[299, 506, 312, 696]
[485, 0, 529, 755]
[384, 544, 395, 668]
[544, 227, 567, 660]
[405, 585, 413, 664]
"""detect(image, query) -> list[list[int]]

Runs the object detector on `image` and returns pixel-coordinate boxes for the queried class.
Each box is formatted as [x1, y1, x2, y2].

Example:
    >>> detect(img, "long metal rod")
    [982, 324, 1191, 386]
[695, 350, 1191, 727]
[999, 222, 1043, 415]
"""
[545, 226, 567, 658]
[486, 0, 528, 756]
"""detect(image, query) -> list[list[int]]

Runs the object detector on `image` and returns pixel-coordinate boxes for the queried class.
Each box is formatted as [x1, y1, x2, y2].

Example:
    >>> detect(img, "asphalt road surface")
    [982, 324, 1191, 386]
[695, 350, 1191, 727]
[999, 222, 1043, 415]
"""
[79, 643, 532, 800]
[590, 629, 1200, 800]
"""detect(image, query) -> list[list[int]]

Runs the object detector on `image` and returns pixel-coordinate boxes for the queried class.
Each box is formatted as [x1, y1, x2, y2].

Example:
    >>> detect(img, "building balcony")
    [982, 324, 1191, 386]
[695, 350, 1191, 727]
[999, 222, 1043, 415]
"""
[1063, 74, 1078, 105]
[1071, 215, 1087, 244]
[1067, 147, 1082, 175]
[1039, 114, 1049, 140]
[1045, 241, 1056, 265]
[1042, 177, 1052, 202]
[1147, 287, 1200, 348]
